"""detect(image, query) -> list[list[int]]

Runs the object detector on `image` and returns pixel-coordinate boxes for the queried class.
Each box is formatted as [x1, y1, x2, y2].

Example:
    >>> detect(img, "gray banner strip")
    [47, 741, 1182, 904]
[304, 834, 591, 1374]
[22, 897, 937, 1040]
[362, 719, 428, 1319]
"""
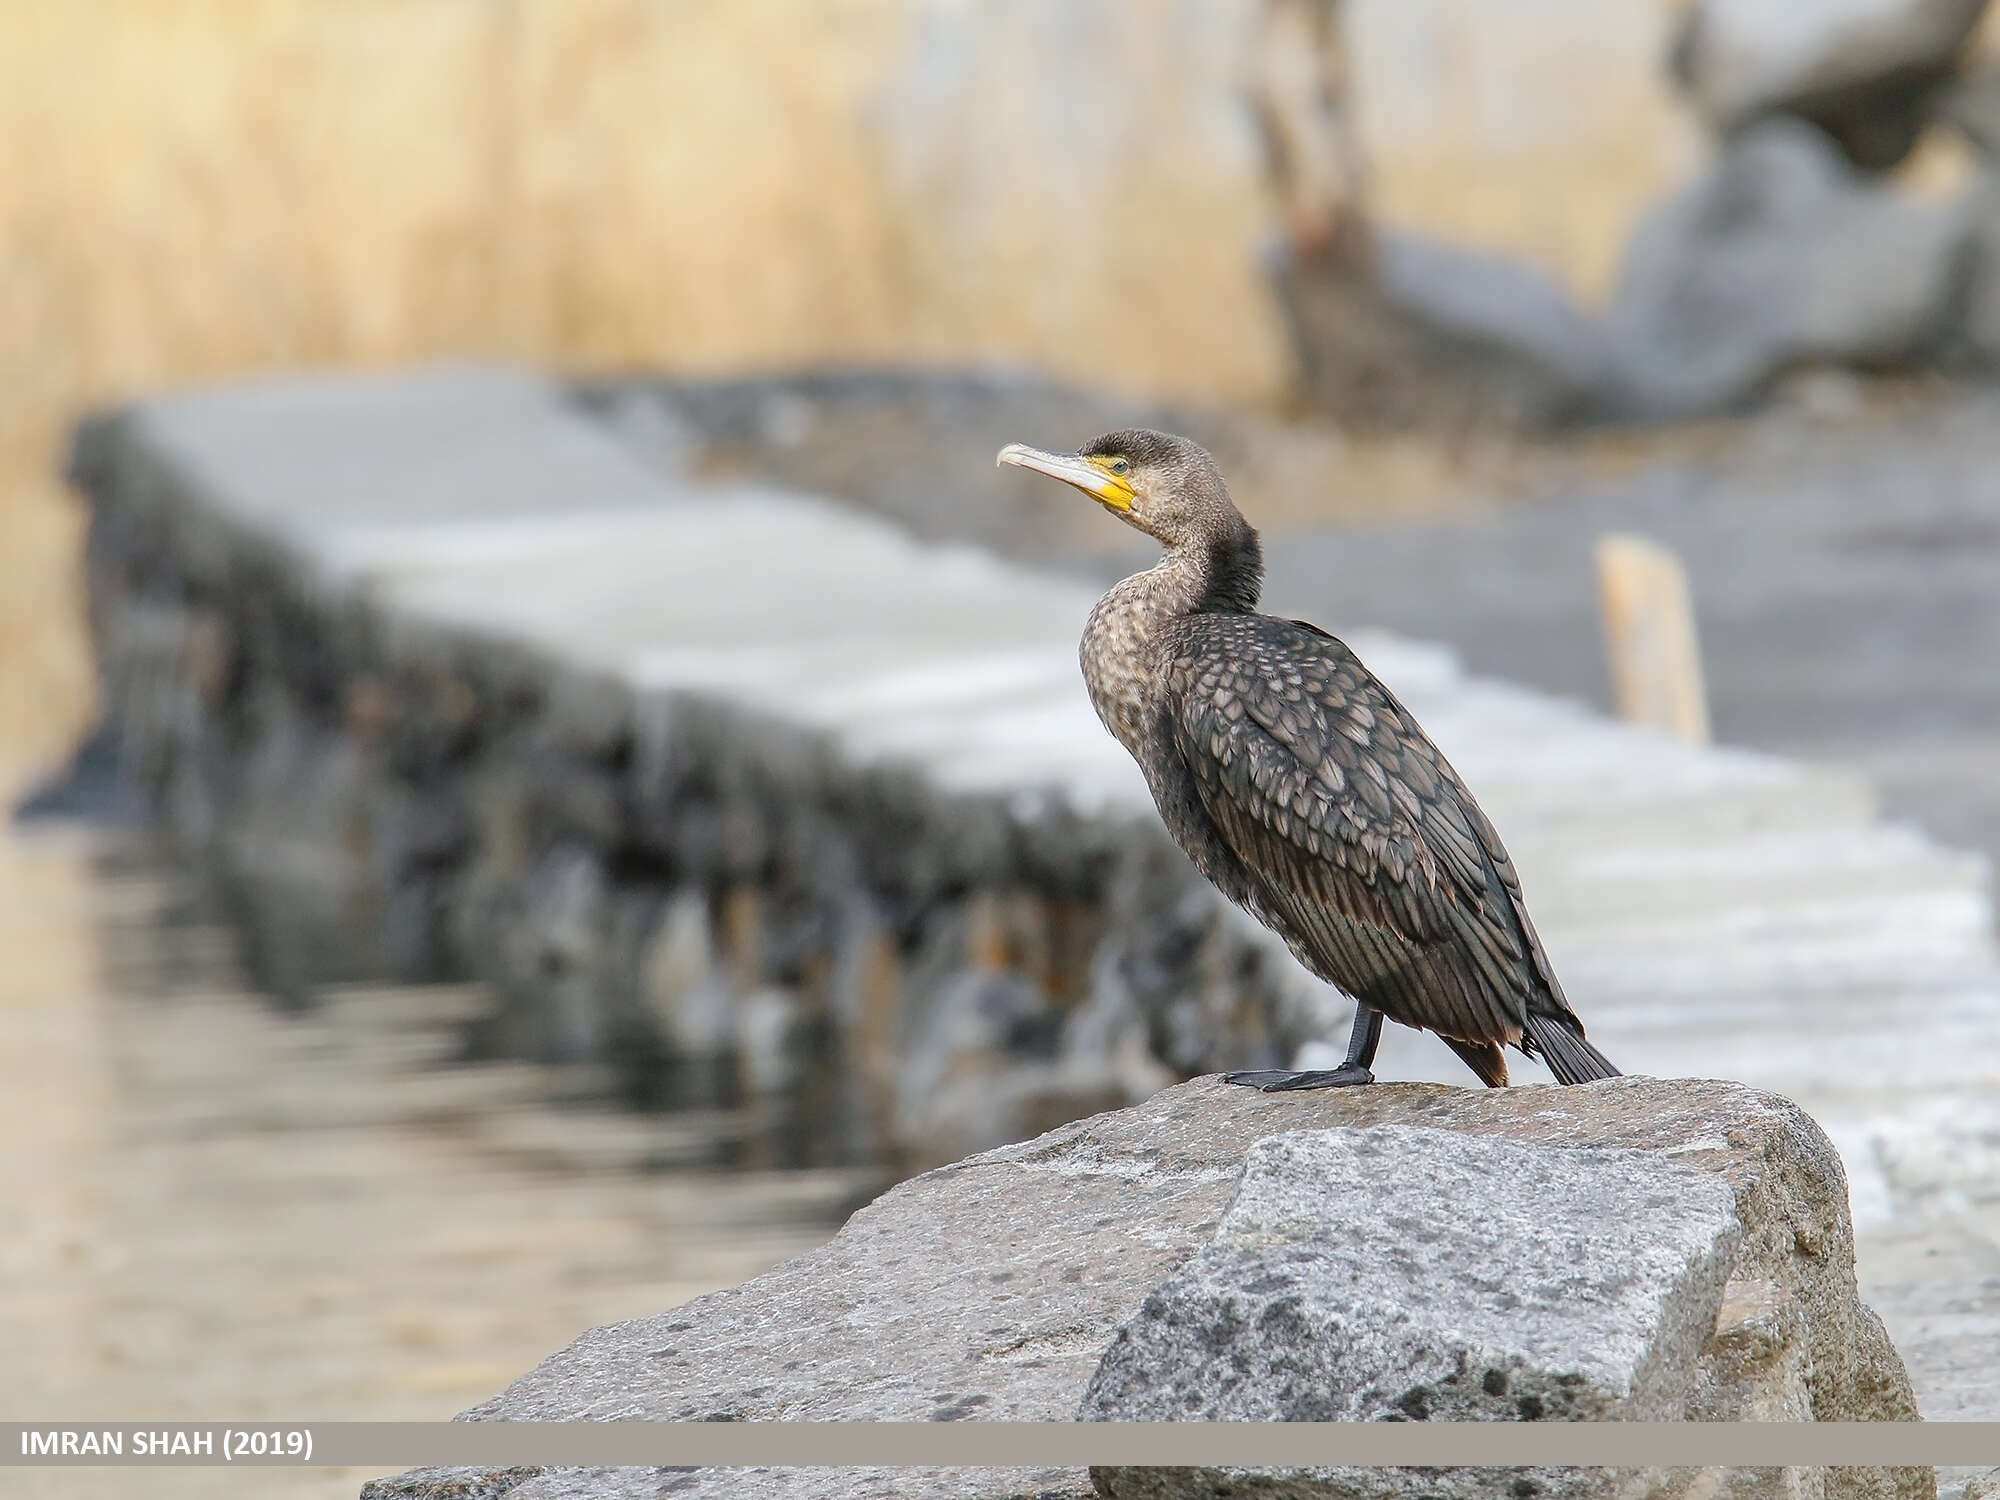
[6, 1422, 2000, 1468]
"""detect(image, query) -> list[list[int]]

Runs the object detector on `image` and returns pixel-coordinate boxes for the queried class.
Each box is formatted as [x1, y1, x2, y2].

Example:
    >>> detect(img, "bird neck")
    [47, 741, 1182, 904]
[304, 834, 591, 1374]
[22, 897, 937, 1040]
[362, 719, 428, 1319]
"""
[1181, 514, 1264, 616]
[1110, 518, 1265, 641]
[1081, 517, 1264, 751]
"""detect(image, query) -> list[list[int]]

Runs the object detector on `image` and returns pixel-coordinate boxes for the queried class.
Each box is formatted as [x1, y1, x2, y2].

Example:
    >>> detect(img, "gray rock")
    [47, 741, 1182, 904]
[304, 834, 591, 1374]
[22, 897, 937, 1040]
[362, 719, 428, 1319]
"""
[1948, 168, 2000, 365]
[364, 1471, 549, 1500]
[1083, 1127, 1903, 1499]
[638, 890, 732, 1057]
[1082, 1127, 1743, 1424]
[1941, 64, 2000, 158]
[1605, 119, 1972, 419]
[1938, 79, 2000, 365]
[1265, 230, 1615, 429]
[1093, 1468, 1854, 1500]
[506, 843, 614, 1061]
[365, 1077, 1929, 1500]
[1375, 233, 1616, 416]
[363, 1466, 1091, 1500]
[893, 966, 1087, 1164]
[1672, 0, 1989, 169]
[1924, 1471, 2000, 1500]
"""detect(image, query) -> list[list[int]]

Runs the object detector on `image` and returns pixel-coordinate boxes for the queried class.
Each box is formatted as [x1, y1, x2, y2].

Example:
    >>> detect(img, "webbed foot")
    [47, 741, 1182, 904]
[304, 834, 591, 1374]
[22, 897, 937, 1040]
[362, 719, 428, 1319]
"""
[1222, 1065, 1375, 1091]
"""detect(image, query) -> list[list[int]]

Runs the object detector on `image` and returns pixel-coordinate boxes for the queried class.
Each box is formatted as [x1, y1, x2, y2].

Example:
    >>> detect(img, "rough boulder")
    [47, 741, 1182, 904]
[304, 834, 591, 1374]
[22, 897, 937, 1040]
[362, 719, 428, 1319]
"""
[365, 1076, 1930, 1500]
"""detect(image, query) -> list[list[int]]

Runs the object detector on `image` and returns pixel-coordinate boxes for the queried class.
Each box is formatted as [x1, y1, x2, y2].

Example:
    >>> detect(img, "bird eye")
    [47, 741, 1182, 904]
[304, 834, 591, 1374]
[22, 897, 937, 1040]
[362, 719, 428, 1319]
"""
[1110, 459, 1130, 475]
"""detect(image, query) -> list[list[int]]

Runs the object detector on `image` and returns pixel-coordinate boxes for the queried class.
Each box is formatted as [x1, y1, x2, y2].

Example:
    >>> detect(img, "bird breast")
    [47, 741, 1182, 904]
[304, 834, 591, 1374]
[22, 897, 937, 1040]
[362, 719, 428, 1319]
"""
[1080, 569, 1187, 758]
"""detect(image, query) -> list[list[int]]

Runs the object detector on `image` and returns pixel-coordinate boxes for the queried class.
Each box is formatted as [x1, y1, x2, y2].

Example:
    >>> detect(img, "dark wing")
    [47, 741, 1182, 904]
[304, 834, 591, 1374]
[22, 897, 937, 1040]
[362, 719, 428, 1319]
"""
[1160, 615, 1550, 1048]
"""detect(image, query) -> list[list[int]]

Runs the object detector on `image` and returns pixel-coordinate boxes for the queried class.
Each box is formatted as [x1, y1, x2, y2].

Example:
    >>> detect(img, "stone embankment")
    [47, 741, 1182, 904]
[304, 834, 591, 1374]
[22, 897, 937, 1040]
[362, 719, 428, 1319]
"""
[69, 366, 2000, 1191]
[365, 1076, 1932, 1500]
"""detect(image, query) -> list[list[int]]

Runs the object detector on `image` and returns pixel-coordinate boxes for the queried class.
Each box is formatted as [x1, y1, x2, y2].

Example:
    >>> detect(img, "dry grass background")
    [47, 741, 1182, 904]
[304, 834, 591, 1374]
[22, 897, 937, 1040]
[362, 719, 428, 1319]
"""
[0, 0, 1713, 796]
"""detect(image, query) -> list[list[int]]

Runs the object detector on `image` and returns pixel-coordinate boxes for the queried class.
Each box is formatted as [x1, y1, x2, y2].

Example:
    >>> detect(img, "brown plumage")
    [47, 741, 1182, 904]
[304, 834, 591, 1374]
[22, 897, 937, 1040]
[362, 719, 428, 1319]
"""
[997, 428, 1619, 1090]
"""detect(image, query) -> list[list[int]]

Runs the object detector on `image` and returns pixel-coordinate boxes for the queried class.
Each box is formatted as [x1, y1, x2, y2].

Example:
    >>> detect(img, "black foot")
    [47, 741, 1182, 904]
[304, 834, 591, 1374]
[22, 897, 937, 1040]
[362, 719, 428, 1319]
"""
[1222, 1066, 1375, 1092]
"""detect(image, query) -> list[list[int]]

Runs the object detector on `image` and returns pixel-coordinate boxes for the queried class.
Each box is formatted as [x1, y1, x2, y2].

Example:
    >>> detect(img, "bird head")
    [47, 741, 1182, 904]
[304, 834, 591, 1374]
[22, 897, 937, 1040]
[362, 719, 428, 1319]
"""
[996, 428, 1236, 549]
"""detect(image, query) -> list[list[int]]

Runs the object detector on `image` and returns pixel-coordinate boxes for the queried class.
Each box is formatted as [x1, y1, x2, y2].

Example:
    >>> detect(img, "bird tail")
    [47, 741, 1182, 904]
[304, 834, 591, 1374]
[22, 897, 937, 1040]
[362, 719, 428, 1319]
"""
[1525, 1013, 1621, 1085]
[1444, 1038, 1510, 1088]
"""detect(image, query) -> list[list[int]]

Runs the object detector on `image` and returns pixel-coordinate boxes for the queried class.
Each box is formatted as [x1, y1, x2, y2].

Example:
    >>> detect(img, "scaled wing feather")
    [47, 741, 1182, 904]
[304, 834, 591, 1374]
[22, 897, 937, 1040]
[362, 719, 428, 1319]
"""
[1162, 618, 1545, 1047]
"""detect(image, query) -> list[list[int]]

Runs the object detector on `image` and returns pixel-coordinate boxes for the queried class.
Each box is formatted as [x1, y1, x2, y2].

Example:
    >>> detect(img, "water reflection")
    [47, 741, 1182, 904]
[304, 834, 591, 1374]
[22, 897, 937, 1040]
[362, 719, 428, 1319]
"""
[0, 825, 864, 1499]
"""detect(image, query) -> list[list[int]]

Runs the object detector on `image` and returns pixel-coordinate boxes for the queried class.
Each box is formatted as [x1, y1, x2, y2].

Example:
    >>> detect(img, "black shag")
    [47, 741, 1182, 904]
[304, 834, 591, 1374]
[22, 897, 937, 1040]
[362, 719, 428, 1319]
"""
[997, 429, 1619, 1090]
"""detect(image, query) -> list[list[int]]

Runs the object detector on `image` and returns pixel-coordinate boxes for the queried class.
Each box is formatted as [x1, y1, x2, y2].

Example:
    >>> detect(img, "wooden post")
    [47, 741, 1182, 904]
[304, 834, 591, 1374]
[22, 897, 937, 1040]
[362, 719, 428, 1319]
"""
[1595, 533, 1712, 745]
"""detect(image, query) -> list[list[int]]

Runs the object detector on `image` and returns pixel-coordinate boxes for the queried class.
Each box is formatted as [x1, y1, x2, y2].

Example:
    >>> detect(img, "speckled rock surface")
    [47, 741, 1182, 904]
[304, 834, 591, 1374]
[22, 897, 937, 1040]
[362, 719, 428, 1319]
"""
[1084, 1125, 1924, 1500]
[362, 1467, 1092, 1500]
[1082, 1127, 1744, 1424]
[366, 1077, 1928, 1500]
[1093, 1467, 1879, 1500]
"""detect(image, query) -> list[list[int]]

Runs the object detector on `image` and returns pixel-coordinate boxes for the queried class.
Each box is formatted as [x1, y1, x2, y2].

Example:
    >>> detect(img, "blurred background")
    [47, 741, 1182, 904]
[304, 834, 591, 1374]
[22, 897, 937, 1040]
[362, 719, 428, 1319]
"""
[9, 2, 2000, 1495]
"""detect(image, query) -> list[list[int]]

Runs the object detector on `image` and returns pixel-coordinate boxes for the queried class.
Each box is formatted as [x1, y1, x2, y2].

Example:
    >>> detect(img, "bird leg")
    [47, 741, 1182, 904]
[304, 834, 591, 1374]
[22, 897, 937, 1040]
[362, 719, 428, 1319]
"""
[1224, 1005, 1381, 1091]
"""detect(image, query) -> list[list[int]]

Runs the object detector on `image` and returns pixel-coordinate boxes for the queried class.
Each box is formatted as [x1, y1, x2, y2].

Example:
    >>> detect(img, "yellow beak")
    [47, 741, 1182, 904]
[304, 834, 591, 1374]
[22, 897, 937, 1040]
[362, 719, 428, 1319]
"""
[996, 443, 1134, 512]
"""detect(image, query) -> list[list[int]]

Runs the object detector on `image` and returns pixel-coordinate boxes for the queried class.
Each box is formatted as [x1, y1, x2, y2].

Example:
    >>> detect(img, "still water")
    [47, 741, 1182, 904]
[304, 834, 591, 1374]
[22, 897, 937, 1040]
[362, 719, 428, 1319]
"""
[1, 825, 864, 1498]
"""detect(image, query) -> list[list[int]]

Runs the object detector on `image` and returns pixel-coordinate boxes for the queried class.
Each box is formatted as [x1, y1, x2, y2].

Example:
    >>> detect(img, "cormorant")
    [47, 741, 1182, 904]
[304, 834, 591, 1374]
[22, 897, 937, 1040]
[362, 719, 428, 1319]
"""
[997, 429, 1619, 1089]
